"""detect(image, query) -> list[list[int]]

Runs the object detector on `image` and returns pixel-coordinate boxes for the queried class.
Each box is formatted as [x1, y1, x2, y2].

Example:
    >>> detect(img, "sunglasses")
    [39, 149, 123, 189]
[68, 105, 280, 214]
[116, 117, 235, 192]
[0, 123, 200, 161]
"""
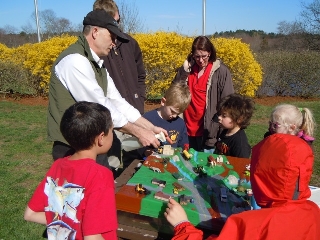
[269, 121, 282, 130]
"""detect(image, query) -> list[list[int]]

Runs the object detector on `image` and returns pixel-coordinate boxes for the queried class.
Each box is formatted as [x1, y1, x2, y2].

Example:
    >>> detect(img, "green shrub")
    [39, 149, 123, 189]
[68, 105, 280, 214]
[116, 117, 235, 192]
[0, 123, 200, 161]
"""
[256, 50, 320, 98]
[0, 60, 38, 96]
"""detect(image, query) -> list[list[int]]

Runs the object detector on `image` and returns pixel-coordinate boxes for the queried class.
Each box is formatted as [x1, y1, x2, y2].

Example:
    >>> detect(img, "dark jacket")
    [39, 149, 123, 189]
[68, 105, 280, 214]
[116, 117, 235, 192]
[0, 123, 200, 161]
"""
[173, 59, 234, 148]
[101, 33, 146, 114]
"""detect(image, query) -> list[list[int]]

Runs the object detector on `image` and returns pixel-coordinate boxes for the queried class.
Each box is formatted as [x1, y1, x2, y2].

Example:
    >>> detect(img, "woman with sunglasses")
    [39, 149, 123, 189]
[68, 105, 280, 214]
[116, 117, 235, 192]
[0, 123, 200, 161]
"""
[172, 36, 234, 152]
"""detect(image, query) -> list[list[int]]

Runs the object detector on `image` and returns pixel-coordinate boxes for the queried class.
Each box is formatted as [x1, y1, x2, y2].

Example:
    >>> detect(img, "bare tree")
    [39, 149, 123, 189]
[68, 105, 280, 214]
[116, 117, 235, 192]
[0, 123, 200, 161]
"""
[38, 9, 58, 37]
[1, 25, 19, 34]
[72, 23, 83, 34]
[21, 22, 36, 35]
[299, 0, 320, 50]
[277, 20, 304, 35]
[55, 18, 73, 35]
[117, 0, 144, 33]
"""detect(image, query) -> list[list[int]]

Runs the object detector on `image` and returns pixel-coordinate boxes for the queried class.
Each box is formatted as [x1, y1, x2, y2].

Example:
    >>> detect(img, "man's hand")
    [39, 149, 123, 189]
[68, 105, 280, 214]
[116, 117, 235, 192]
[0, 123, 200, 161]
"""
[120, 118, 168, 149]
[136, 128, 161, 148]
[153, 126, 168, 138]
[164, 198, 188, 227]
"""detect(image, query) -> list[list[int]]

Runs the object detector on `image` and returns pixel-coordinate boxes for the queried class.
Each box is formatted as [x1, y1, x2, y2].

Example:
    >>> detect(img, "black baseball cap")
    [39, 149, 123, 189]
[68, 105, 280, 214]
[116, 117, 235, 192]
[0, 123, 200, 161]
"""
[83, 9, 128, 41]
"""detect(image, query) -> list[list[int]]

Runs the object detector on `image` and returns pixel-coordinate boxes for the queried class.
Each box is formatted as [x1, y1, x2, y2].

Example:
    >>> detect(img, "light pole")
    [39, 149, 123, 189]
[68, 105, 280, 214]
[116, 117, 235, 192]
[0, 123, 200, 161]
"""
[202, 0, 206, 36]
[34, 0, 41, 42]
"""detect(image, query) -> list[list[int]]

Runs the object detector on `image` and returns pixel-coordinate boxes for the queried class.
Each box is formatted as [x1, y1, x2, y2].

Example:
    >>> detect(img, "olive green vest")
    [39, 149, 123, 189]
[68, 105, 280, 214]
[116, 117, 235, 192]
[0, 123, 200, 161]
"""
[47, 34, 108, 144]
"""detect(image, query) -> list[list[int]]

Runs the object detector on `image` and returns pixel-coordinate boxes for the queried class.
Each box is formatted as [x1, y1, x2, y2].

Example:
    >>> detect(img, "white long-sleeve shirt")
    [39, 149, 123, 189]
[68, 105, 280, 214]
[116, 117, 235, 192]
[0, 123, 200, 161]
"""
[55, 48, 141, 128]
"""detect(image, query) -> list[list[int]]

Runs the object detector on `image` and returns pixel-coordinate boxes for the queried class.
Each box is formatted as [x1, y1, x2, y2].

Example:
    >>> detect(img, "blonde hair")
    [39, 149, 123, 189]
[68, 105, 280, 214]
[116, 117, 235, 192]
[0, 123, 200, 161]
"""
[164, 83, 191, 113]
[93, 0, 118, 17]
[271, 104, 315, 137]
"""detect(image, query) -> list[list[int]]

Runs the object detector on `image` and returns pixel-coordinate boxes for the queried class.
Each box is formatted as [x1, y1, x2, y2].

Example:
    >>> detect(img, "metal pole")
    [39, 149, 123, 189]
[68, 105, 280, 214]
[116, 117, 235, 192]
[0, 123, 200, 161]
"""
[202, 0, 206, 36]
[34, 0, 41, 42]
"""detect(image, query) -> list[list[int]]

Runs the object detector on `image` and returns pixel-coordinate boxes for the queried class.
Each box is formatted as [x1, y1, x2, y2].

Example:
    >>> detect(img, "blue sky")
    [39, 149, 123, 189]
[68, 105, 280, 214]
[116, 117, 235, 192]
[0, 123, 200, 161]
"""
[0, 0, 313, 35]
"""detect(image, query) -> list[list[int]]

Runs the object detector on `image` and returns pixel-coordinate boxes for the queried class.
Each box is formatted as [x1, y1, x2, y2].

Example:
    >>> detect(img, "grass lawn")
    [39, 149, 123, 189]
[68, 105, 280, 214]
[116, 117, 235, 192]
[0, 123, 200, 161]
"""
[0, 98, 319, 239]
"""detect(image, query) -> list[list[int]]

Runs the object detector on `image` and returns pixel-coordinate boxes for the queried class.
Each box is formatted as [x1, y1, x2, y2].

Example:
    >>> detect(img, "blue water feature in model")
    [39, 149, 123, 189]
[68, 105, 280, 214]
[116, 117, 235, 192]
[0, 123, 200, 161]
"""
[169, 159, 193, 181]
[192, 151, 199, 164]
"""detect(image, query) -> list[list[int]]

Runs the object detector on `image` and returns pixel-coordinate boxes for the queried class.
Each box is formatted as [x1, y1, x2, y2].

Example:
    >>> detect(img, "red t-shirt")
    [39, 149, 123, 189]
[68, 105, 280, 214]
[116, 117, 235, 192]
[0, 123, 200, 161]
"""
[28, 157, 117, 239]
[184, 63, 213, 136]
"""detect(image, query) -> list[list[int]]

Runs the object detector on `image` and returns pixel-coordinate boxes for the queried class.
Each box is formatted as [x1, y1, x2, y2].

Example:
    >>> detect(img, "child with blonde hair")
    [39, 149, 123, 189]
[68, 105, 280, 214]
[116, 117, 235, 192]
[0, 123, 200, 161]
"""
[265, 104, 315, 147]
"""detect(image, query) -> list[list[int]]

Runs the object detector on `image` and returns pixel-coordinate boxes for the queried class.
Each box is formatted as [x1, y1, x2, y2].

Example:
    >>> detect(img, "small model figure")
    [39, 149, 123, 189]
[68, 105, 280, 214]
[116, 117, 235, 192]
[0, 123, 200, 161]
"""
[236, 185, 246, 193]
[162, 157, 169, 165]
[183, 150, 192, 160]
[245, 164, 251, 171]
[149, 166, 161, 173]
[157, 146, 163, 154]
[173, 188, 179, 194]
[246, 188, 253, 196]
[220, 187, 228, 202]
[208, 155, 217, 167]
[183, 143, 189, 151]
[244, 164, 251, 176]
[179, 194, 194, 205]
[193, 165, 207, 177]
[172, 182, 185, 191]
[135, 184, 150, 195]
[216, 155, 224, 165]
[151, 178, 166, 188]
[172, 172, 183, 180]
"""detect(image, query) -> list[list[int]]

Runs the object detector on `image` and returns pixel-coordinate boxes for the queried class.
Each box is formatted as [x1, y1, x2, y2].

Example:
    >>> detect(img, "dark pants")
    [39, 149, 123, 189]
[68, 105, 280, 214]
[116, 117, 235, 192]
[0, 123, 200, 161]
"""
[188, 136, 203, 152]
[52, 141, 110, 169]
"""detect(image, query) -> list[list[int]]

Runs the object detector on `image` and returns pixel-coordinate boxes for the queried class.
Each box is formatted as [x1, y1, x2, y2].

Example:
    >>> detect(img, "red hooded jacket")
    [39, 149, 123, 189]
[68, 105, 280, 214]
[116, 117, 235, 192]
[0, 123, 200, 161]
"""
[172, 134, 320, 240]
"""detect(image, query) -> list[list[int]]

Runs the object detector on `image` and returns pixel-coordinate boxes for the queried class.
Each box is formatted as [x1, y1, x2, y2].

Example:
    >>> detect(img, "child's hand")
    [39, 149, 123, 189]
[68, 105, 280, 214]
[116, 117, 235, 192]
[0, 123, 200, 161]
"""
[164, 198, 188, 227]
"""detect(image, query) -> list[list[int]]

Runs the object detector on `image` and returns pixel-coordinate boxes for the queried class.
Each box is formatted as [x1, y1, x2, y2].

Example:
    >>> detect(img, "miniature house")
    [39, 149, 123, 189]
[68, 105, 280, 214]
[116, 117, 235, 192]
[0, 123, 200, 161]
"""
[172, 182, 185, 191]
[151, 178, 166, 187]
[163, 145, 174, 155]
[154, 191, 171, 202]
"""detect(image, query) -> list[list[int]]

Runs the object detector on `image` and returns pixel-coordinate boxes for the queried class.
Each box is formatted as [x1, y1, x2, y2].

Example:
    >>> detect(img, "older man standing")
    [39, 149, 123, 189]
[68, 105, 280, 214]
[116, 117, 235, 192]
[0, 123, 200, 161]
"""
[47, 10, 165, 168]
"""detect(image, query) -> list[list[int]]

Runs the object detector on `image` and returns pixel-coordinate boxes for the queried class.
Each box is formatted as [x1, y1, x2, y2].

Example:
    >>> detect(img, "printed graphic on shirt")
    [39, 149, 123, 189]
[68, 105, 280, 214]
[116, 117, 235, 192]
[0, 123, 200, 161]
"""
[216, 139, 229, 155]
[47, 220, 76, 239]
[44, 176, 85, 239]
[168, 130, 179, 144]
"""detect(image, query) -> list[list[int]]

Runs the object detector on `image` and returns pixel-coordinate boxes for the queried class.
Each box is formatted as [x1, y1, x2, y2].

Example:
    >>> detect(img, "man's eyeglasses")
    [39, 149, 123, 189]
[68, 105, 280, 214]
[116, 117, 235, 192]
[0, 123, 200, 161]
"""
[193, 54, 209, 60]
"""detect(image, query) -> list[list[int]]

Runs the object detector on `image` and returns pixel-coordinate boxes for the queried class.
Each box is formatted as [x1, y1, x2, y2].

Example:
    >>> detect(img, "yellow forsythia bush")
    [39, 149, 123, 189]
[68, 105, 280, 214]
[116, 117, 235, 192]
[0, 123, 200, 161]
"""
[133, 32, 193, 98]
[22, 35, 77, 91]
[1, 32, 262, 97]
[0, 43, 13, 61]
[212, 37, 263, 97]
[134, 32, 262, 98]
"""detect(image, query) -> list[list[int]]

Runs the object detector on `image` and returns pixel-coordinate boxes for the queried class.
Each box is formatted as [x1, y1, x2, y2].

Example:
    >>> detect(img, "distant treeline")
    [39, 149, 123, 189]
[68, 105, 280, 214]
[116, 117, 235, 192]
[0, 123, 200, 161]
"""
[1, 29, 319, 53]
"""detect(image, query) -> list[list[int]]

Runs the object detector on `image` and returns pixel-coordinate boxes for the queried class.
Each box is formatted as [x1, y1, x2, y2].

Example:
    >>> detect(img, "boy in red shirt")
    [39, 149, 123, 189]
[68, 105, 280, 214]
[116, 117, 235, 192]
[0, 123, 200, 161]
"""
[24, 101, 117, 239]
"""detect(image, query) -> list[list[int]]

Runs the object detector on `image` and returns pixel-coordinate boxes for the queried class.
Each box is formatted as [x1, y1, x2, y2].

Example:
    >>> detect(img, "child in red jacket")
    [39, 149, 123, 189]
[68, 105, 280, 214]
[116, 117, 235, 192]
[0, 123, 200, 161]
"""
[164, 134, 320, 240]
